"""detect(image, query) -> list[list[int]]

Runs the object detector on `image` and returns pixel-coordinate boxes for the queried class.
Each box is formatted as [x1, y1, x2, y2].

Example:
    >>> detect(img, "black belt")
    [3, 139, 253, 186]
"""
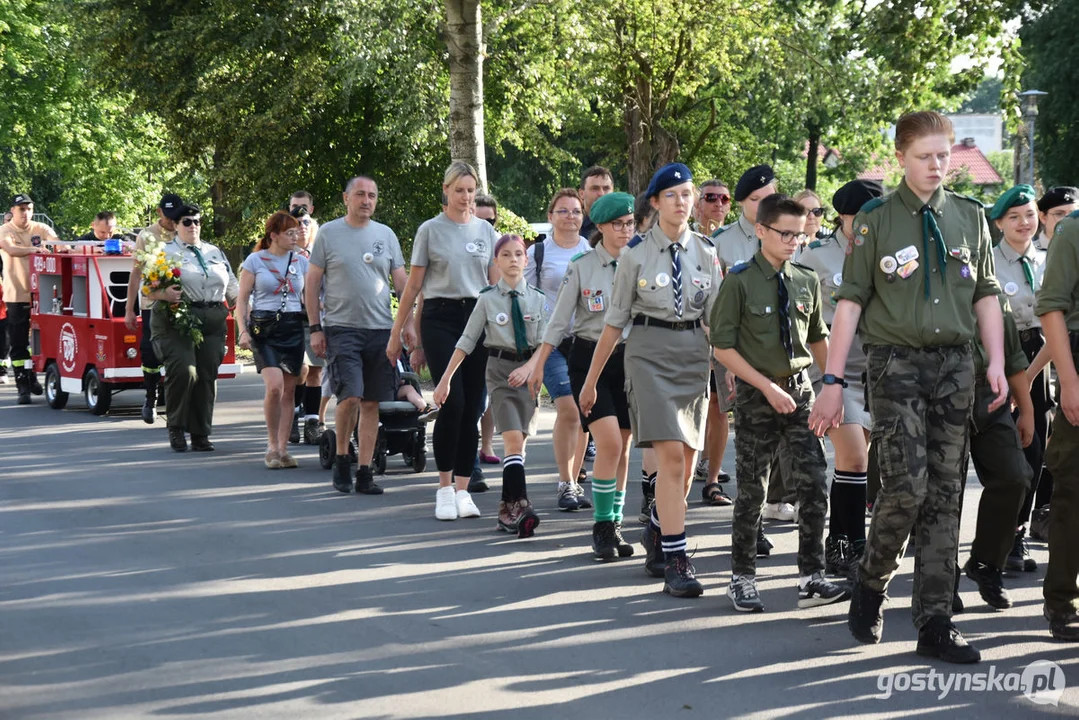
[766, 369, 809, 388]
[425, 297, 478, 308]
[488, 348, 534, 361]
[573, 336, 624, 355]
[1069, 332, 1079, 354]
[1019, 328, 1043, 343]
[632, 315, 700, 331]
[189, 301, 223, 308]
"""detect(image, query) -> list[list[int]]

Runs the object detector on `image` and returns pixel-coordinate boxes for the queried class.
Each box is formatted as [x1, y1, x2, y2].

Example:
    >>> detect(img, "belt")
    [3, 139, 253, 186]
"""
[189, 301, 223, 308]
[1069, 332, 1079, 354]
[632, 315, 700, 331]
[765, 368, 808, 388]
[1019, 328, 1043, 343]
[488, 347, 534, 362]
[573, 336, 624, 355]
[425, 297, 477, 308]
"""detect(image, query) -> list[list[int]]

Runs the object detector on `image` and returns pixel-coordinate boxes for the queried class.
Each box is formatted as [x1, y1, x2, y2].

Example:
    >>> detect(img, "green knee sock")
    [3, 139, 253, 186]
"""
[613, 490, 626, 523]
[592, 478, 617, 522]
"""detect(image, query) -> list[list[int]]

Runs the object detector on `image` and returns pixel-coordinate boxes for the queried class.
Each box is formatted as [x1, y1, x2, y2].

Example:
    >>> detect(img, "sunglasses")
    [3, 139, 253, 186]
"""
[298, 218, 312, 226]
[703, 193, 731, 204]
[181, 217, 201, 227]
[806, 207, 826, 217]
[482, 217, 497, 226]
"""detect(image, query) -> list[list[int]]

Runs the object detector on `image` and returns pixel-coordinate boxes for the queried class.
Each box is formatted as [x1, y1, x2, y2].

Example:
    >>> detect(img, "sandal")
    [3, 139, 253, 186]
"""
[702, 482, 732, 506]
[265, 451, 282, 470]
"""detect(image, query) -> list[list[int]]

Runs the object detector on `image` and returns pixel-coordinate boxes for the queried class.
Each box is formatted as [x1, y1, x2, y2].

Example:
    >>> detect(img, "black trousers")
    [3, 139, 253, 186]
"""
[6, 302, 30, 367]
[140, 309, 162, 372]
[422, 298, 486, 477]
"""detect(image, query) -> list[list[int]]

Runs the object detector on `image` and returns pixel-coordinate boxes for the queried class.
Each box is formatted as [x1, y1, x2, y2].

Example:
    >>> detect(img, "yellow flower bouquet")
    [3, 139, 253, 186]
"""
[135, 234, 204, 346]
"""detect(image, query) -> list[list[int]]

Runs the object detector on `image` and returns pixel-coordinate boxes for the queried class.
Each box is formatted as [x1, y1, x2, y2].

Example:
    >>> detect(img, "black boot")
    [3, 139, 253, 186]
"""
[1006, 528, 1037, 572]
[757, 523, 773, 558]
[190, 435, 215, 452]
[613, 522, 635, 557]
[141, 373, 159, 424]
[333, 455, 352, 494]
[289, 409, 301, 444]
[663, 554, 704, 598]
[916, 616, 981, 664]
[848, 573, 887, 644]
[591, 520, 617, 561]
[355, 465, 384, 495]
[825, 534, 850, 576]
[14, 369, 31, 405]
[28, 370, 43, 396]
[168, 427, 188, 452]
[641, 522, 666, 578]
[963, 558, 1012, 609]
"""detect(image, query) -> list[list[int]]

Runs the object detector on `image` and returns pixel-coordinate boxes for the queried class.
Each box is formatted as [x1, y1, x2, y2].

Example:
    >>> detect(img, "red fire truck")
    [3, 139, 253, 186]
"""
[29, 247, 241, 415]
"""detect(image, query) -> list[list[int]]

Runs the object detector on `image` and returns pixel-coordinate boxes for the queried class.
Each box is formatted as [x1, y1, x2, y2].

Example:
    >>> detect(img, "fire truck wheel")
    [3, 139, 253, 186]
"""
[45, 363, 69, 410]
[84, 367, 113, 416]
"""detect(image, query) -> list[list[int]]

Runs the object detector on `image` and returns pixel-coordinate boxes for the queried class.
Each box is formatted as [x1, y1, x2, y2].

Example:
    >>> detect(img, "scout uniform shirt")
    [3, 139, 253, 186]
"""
[455, 277, 548, 355]
[606, 224, 721, 330]
[160, 238, 239, 305]
[837, 178, 1000, 348]
[800, 228, 852, 327]
[994, 240, 1046, 331]
[543, 241, 619, 345]
[0, 221, 60, 303]
[713, 214, 758, 274]
[710, 251, 828, 379]
[134, 221, 178, 310]
[410, 213, 500, 299]
[1035, 211, 1079, 331]
[974, 296, 1028, 379]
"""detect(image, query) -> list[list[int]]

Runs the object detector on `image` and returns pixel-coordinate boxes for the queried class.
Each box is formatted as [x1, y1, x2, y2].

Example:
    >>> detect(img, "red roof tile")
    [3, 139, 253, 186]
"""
[858, 144, 1002, 186]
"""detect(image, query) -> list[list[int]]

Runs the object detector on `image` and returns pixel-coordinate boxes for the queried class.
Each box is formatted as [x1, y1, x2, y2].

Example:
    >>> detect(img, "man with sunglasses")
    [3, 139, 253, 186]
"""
[694, 180, 732, 236]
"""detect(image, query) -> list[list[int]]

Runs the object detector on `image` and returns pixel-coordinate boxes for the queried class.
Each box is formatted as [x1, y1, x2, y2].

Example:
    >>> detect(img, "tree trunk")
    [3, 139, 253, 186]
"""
[444, 0, 488, 191]
[625, 75, 655, 195]
[209, 147, 232, 241]
[805, 122, 821, 191]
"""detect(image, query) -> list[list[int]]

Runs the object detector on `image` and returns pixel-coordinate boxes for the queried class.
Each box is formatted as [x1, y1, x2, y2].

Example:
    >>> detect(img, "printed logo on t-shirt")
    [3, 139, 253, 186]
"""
[372, 241, 384, 256]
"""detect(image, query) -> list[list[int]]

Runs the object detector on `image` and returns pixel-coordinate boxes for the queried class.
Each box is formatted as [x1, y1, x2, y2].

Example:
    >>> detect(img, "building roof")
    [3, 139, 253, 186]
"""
[858, 141, 1002, 186]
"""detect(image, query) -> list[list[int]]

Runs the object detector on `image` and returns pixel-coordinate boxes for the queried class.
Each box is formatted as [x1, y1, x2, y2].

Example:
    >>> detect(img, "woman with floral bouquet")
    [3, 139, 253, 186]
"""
[143, 203, 238, 452]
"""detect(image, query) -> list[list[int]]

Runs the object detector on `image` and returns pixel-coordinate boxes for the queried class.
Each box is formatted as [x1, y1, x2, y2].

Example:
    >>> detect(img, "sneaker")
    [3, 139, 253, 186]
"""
[728, 574, 764, 612]
[264, 450, 282, 469]
[613, 522, 635, 557]
[825, 535, 851, 577]
[278, 453, 299, 469]
[640, 522, 666, 578]
[468, 467, 489, 493]
[289, 411, 301, 444]
[1044, 606, 1079, 642]
[916, 616, 981, 664]
[584, 438, 596, 461]
[762, 502, 796, 522]
[557, 482, 580, 511]
[798, 571, 852, 608]
[435, 486, 457, 520]
[303, 418, 323, 445]
[515, 499, 539, 539]
[1006, 529, 1037, 572]
[418, 405, 440, 423]
[455, 489, 481, 518]
[757, 525, 773, 558]
[664, 555, 704, 598]
[639, 493, 654, 524]
[963, 558, 1011, 609]
[717, 470, 732, 484]
[592, 520, 618, 561]
[848, 574, 886, 644]
[693, 456, 709, 483]
[573, 483, 592, 510]
[356, 467, 384, 495]
[332, 457, 352, 494]
[497, 501, 518, 533]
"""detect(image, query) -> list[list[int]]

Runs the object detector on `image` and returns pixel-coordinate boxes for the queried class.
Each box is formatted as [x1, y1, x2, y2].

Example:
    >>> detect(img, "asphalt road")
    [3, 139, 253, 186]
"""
[1, 373, 1076, 719]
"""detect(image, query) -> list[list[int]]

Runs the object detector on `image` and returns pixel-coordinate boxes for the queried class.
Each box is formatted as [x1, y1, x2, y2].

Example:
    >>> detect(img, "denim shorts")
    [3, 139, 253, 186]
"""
[543, 346, 574, 400]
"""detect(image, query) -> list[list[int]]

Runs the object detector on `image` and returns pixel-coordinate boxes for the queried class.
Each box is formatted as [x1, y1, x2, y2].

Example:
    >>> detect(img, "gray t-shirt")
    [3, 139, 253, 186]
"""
[410, 213, 499, 299]
[309, 217, 405, 329]
[240, 250, 308, 312]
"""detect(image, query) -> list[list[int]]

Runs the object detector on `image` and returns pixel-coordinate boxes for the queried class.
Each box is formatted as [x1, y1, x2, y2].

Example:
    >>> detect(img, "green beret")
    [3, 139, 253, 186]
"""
[589, 192, 635, 226]
[989, 184, 1036, 220]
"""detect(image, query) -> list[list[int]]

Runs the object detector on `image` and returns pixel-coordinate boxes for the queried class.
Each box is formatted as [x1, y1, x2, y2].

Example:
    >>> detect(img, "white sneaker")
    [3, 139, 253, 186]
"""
[762, 502, 796, 522]
[456, 490, 481, 518]
[435, 486, 458, 521]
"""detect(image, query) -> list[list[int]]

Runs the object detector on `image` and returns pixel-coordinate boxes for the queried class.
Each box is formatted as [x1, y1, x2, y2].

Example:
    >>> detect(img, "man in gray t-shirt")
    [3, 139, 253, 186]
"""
[306, 176, 413, 495]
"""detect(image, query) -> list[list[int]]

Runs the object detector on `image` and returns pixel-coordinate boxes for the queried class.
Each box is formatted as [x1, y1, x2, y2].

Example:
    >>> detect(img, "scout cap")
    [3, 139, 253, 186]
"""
[176, 203, 201, 219]
[831, 180, 883, 215]
[589, 192, 635, 225]
[734, 164, 775, 202]
[645, 163, 693, 199]
[989, 184, 1036, 220]
[1038, 186, 1079, 213]
[159, 193, 185, 220]
[11, 193, 32, 207]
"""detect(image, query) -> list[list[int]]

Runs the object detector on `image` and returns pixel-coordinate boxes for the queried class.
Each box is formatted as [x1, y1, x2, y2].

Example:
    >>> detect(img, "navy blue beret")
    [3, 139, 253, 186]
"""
[832, 180, 884, 216]
[645, 163, 694, 198]
[734, 165, 775, 202]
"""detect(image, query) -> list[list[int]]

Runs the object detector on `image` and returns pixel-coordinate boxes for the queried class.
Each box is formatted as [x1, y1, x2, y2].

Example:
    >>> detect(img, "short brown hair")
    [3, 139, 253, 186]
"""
[895, 111, 955, 152]
[547, 188, 583, 215]
[259, 211, 299, 250]
[580, 166, 612, 188]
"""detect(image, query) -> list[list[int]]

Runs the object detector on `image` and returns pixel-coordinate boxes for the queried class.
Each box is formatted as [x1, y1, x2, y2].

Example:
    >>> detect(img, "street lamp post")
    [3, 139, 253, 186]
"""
[1020, 90, 1048, 187]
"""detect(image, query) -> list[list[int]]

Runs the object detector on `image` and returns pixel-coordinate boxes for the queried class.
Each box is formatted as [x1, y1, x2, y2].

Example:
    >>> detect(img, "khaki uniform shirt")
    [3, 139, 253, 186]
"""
[1, 221, 60, 303]
[410, 213, 499, 300]
[134, 221, 178, 310]
[974, 296, 1028, 378]
[1035, 212, 1079, 331]
[837, 179, 1000, 348]
[455, 277, 548, 355]
[710, 251, 828, 378]
[800, 228, 852, 327]
[994, 241, 1045, 331]
[606, 225, 721, 329]
[714, 214, 758, 274]
[543, 241, 620, 345]
[160, 239, 239, 305]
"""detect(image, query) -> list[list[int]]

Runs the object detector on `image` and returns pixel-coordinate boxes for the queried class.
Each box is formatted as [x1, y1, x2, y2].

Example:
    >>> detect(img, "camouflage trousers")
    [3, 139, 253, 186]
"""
[732, 372, 827, 577]
[859, 344, 974, 629]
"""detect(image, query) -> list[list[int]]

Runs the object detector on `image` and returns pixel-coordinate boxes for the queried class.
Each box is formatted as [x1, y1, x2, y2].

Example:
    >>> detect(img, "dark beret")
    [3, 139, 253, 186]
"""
[831, 180, 884, 216]
[645, 163, 693, 199]
[1038, 186, 1079, 213]
[734, 165, 776, 202]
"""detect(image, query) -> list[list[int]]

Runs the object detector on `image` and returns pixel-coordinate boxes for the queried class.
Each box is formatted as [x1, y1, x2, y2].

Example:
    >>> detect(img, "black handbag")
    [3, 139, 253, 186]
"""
[248, 251, 293, 339]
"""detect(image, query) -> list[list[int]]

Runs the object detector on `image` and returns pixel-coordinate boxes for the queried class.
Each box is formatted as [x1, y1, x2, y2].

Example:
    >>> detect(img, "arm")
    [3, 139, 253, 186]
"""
[714, 347, 797, 414]
[1042, 310, 1079, 425]
[526, 342, 556, 398]
[387, 265, 426, 364]
[411, 294, 425, 371]
[432, 349, 468, 406]
[0, 238, 38, 257]
[235, 269, 255, 350]
[125, 260, 143, 331]
[808, 299, 862, 435]
[391, 266, 416, 348]
[1008, 370, 1035, 448]
[305, 262, 326, 358]
[1026, 343, 1052, 387]
[810, 338, 829, 374]
[578, 324, 623, 416]
[974, 293, 1007, 412]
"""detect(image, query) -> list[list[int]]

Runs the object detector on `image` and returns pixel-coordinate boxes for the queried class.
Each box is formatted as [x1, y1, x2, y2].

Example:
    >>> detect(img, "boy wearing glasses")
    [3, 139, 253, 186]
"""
[711, 193, 849, 612]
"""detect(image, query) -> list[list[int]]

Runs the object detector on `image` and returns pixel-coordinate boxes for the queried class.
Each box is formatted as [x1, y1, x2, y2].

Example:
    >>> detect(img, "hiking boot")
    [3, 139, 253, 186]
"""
[848, 574, 886, 644]
[825, 535, 851, 577]
[355, 466, 384, 495]
[797, 571, 851, 608]
[190, 435, 214, 452]
[168, 427, 187, 452]
[28, 371, 43, 396]
[15, 369, 31, 405]
[613, 522, 635, 557]
[557, 482, 580, 511]
[757, 525, 773, 558]
[641, 522, 666, 578]
[333, 456, 352, 494]
[1044, 606, 1079, 642]
[916, 616, 981, 664]
[728, 574, 764, 612]
[497, 501, 518, 533]
[515, 499, 539, 539]
[592, 520, 618, 561]
[1006, 529, 1037, 572]
[963, 558, 1012, 609]
[664, 555, 704, 598]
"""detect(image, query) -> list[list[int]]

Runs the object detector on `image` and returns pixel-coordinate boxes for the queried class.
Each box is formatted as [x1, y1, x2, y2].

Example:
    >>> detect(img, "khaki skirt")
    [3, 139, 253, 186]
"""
[486, 355, 539, 436]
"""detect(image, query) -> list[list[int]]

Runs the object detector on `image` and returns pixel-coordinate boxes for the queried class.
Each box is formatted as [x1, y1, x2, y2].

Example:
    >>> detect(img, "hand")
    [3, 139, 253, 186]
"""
[725, 371, 736, 403]
[124, 310, 139, 332]
[507, 364, 531, 388]
[765, 383, 797, 415]
[386, 332, 402, 366]
[310, 330, 326, 358]
[528, 366, 545, 399]
[402, 323, 417, 350]
[162, 285, 182, 303]
[1061, 381, 1079, 427]
[578, 383, 597, 417]
[985, 363, 1009, 413]
[808, 383, 844, 436]
[433, 379, 450, 407]
[1016, 407, 1035, 448]
[410, 347, 426, 373]
[238, 331, 252, 351]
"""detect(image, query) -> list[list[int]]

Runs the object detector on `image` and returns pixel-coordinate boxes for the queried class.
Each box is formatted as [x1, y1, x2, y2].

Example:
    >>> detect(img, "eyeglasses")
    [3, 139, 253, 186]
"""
[703, 193, 731, 204]
[553, 209, 583, 217]
[181, 217, 201, 227]
[285, 229, 300, 238]
[806, 207, 826, 217]
[609, 220, 635, 231]
[763, 224, 807, 244]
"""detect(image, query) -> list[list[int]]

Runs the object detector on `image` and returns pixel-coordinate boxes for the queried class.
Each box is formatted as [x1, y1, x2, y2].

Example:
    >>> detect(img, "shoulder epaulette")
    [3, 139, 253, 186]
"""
[570, 251, 587, 262]
[729, 260, 752, 275]
[627, 234, 644, 248]
[691, 230, 714, 247]
[710, 226, 726, 238]
[791, 260, 814, 272]
[479, 285, 495, 294]
[528, 283, 544, 294]
[859, 197, 885, 214]
[944, 187, 986, 208]
[1068, 209, 1079, 220]
[807, 238, 824, 250]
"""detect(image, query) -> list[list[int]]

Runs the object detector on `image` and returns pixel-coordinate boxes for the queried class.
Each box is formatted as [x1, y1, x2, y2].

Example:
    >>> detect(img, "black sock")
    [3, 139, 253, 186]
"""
[641, 471, 657, 498]
[303, 385, 321, 417]
[831, 470, 868, 541]
[502, 454, 526, 502]
[294, 384, 305, 412]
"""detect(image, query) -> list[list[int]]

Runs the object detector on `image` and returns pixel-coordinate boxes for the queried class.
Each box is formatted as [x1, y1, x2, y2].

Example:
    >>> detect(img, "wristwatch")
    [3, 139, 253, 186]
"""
[821, 373, 848, 388]
[309, 323, 323, 333]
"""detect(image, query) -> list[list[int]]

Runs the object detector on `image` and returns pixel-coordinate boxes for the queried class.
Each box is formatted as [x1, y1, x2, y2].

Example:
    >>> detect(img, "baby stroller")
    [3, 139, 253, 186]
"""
[318, 367, 428, 475]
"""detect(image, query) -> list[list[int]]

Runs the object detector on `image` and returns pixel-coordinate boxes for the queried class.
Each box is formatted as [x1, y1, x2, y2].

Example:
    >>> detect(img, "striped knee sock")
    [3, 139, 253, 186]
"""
[661, 531, 687, 558]
[613, 490, 626, 523]
[831, 470, 868, 541]
[592, 478, 616, 522]
[642, 470, 656, 498]
[502, 454, 526, 502]
[650, 504, 662, 534]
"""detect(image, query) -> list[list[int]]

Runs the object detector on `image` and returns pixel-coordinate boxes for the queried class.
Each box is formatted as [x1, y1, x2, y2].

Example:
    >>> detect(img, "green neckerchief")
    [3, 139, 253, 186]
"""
[509, 290, 528, 354]
[920, 205, 948, 300]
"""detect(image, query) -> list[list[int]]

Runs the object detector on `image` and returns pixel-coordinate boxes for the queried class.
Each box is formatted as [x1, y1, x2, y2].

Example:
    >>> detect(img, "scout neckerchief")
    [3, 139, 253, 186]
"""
[259, 251, 295, 318]
[670, 242, 684, 317]
[920, 205, 948, 300]
[508, 289, 529, 354]
[188, 243, 210, 277]
[1019, 248, 1037, 291]
[776, 266, 794, 359]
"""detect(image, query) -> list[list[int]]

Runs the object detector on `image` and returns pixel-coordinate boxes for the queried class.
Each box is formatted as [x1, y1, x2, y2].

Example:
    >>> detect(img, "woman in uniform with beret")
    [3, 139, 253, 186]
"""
[1036, 186, 1079, 250]
[580, 163, 721, 597]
